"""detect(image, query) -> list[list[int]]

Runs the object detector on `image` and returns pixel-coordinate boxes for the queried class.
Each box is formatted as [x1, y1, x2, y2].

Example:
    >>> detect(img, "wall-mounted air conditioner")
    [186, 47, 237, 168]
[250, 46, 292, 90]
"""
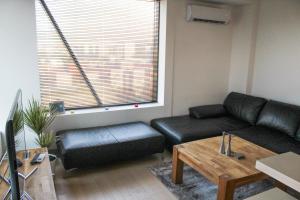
[186, 5, 231, 24]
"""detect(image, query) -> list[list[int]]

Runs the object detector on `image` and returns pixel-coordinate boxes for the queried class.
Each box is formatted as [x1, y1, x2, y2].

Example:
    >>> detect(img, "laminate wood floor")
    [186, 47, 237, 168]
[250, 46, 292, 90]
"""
[54, 152, 176, 200]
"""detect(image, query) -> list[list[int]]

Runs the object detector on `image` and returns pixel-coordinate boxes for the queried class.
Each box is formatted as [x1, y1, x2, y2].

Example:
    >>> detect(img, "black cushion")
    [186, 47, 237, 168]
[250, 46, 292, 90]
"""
[151, 115, 250, 147]
[56, 122, 165, 170]
[56, 127, 119, 169]
[224, 92, 267, 125]
[230, 126, 300, 154]
[189, 104, 227, 119]
[257, 100, 300, 137]
[105, 123, 165, 160]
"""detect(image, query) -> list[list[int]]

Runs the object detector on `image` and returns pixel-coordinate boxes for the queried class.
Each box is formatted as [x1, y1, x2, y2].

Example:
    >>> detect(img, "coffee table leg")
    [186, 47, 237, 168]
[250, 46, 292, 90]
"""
[217, 175, 235, 200]
[172, 146, 184, 184]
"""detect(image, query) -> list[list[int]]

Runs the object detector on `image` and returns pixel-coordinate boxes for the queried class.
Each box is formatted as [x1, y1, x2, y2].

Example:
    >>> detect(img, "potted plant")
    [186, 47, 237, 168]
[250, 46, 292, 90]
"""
[24, 98, 57, 175]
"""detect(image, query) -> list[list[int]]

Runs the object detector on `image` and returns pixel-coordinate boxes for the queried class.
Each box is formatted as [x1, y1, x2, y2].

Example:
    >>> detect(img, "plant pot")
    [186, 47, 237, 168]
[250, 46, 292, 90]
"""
[48, 154, 57, 176]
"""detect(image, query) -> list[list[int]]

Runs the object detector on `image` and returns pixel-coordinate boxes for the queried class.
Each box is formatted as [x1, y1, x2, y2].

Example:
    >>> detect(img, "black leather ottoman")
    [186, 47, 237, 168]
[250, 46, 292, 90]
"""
[56, 122, 165, 170]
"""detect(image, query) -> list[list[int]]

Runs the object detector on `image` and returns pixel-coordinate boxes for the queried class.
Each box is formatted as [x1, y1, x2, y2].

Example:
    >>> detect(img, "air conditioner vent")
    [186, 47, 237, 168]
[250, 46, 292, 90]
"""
[192, 18, 227, 24]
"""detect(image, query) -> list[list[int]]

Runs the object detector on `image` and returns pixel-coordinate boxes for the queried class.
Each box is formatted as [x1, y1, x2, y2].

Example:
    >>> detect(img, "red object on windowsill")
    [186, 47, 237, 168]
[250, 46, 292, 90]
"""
[134, 104, 139, 108]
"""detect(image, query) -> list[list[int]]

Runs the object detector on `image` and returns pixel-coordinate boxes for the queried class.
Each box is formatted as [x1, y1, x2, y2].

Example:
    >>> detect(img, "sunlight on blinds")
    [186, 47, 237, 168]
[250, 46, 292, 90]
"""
[35, 0, 160, 109]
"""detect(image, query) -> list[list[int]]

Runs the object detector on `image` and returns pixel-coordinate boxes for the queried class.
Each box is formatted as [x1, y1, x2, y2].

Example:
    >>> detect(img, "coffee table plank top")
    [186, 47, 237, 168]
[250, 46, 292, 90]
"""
[175, 136, 276, 184]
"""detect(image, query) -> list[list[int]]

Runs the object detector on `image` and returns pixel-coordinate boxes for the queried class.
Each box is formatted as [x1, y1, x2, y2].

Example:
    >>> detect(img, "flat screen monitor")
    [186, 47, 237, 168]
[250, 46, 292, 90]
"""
[5, 90, 27, 200]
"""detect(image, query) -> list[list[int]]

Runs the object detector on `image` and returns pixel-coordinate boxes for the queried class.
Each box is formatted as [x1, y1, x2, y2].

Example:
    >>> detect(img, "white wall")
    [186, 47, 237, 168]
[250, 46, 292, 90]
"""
[171, 0, 233, 115]
[0, 0, 40, 131]
[229, 0, 300, 104]
[228, 2, 259, 94]
[251, 0, 300, 104]
[0, 0, 240, 135]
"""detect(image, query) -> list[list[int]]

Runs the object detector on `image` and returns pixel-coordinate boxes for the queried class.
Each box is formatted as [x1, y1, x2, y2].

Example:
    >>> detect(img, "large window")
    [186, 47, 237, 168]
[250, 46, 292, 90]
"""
[35, 0, 160, 110]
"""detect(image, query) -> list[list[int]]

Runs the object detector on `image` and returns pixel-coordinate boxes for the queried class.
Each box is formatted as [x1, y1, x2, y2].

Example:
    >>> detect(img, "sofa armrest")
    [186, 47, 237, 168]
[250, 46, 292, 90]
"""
[189, 104, 227, 119]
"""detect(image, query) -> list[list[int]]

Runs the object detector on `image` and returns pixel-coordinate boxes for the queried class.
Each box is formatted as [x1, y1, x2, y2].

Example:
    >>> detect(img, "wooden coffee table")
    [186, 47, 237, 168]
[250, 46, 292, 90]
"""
[172, 136, 276, 200]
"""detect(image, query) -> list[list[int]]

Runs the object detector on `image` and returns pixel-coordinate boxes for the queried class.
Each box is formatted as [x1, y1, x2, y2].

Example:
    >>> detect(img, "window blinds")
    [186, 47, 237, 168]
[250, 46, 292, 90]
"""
[35, 0, 160, 109]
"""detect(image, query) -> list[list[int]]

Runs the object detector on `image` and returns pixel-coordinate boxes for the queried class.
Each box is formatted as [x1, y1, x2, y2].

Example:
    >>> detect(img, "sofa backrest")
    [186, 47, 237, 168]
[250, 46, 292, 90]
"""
[257, 100, 300, 137]
[224, 92, 267, 125]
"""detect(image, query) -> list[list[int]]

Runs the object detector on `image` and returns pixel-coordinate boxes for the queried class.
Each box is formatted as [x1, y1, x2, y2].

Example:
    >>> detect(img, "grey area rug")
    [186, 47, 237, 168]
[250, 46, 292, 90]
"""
[149, 161, 274, 200]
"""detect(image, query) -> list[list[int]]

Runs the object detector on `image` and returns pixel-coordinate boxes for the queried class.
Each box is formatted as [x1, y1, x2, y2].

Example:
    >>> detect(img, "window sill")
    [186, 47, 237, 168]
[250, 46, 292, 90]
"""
[58, 102, 164, 116]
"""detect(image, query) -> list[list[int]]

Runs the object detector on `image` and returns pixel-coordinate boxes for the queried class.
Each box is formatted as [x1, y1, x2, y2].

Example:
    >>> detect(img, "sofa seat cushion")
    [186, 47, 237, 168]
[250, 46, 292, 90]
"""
[105, 123, 165, 160]
[224, 92, 267, 125]
[56, 122, 165, 170]
[57, 127, 120, 169]
[151, 115, 250, 147]
[58, 127, 118, 150]
[230, 126, 300, 154]
[257, 100, 300, 137]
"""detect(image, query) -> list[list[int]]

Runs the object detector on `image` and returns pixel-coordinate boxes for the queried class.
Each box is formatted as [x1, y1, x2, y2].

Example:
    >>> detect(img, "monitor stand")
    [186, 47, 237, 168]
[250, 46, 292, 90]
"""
[0, 174, 9, 185]
[18, 167, 38, 180]
[21, 191, 33, 200]
[17, 168, 37, 200]
[23, 150, 30, 160]
[0, 163, 10, 185]
[3, 188, 33, 200]
[3, 186, 10, 200]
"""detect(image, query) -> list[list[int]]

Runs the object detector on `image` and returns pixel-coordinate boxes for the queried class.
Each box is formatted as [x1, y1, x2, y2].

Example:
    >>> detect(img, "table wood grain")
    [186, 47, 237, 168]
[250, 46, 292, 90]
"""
[172, 136, 276, 200]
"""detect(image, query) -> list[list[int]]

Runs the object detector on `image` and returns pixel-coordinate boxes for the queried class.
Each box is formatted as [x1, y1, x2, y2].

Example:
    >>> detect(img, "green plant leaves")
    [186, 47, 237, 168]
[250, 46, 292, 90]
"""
[35, 132, 55, 148]
[24, 98, 57, 147]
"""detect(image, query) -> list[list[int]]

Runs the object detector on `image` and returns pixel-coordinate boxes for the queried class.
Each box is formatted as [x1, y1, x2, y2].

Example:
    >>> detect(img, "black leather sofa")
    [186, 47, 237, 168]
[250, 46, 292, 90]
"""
[56, 122, 165, 170]
[151, 92, 300, 154]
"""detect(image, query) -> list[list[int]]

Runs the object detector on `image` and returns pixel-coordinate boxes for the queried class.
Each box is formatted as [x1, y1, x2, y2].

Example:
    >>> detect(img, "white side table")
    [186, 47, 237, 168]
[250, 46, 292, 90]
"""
[255, 152, 300, 192]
